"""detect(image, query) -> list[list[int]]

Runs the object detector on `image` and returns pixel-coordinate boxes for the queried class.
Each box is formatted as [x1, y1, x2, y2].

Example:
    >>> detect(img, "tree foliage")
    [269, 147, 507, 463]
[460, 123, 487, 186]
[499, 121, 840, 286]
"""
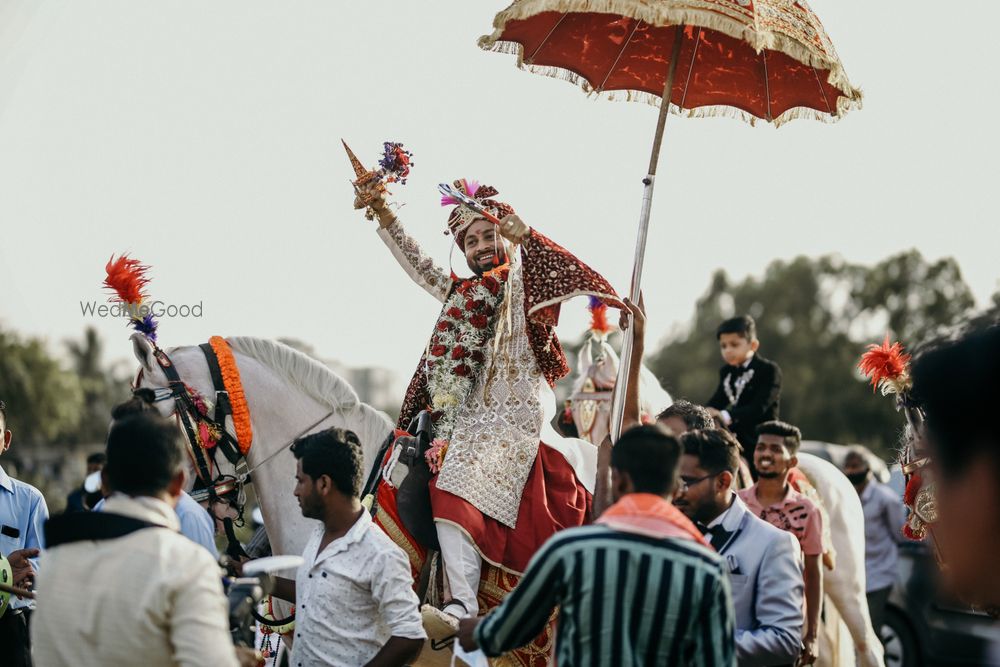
[0, 329, 84, 444]
[0, 326, 129, 446]
[648, 250, 977, 458]
[65, 327, 131, 444]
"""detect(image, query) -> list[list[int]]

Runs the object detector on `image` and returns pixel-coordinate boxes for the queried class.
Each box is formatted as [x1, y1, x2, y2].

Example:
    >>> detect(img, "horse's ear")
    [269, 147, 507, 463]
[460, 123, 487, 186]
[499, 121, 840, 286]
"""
[131, 332, 157, 374]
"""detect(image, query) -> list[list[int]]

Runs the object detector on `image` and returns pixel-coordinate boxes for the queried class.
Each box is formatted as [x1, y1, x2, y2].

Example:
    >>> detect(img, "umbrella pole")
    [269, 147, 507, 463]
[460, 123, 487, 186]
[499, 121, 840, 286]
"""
[610, 24, 685, 442]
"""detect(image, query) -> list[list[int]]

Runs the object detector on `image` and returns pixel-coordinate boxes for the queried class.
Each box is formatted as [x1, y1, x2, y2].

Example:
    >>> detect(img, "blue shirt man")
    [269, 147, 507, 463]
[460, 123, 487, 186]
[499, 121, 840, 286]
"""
[174, 491, 218, 557]
[0, 467, 47, 606]
[0, 401, 50, 667]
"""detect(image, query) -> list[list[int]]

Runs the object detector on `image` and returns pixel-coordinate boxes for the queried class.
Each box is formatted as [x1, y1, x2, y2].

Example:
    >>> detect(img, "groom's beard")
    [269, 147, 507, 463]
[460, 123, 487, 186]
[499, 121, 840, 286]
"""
[467, 248, 508, 275]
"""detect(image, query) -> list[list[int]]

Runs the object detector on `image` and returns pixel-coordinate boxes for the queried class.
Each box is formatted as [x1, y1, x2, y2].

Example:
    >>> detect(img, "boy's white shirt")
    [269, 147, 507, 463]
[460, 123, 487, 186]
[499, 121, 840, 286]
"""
[720, 354, 755, 425]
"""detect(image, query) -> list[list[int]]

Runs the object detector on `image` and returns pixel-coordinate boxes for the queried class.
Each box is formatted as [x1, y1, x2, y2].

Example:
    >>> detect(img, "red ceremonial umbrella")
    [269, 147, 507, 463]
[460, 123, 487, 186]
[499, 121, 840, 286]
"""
[478, 0, 861, 437]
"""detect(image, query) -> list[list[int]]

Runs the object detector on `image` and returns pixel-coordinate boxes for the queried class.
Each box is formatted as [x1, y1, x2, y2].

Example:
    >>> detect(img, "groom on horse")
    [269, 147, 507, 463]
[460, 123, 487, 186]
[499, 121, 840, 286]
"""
[354, 177, 621, 649]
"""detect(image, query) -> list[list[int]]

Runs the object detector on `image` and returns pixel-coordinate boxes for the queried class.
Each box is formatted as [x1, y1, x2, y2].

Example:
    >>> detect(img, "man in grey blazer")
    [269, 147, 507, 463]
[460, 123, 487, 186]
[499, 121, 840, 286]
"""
[677, 428, 804, 666]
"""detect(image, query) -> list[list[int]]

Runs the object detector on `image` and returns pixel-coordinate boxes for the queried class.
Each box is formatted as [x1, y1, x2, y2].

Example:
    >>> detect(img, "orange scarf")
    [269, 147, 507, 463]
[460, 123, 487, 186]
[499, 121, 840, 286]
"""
[596, 493, 709, 547]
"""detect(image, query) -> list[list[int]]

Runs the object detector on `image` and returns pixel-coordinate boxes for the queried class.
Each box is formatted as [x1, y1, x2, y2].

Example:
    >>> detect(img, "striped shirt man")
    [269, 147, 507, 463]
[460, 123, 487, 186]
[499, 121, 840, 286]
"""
[474, 524, 736, 666]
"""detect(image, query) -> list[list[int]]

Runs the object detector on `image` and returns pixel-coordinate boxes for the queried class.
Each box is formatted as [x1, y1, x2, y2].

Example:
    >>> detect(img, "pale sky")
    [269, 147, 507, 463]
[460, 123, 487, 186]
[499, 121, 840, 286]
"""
[1, 0, 997, 388]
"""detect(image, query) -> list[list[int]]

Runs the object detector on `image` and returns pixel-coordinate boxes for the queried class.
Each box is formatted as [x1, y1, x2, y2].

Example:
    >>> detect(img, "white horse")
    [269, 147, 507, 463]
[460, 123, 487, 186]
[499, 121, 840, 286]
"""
[796, 453, 885, 667]
[130, 333, 394, 565]
[568, 330, 671, 444]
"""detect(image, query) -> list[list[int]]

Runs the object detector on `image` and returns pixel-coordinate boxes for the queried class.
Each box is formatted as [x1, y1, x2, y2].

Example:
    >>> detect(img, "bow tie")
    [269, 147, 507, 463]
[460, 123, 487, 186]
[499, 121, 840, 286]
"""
[699, 524, 733, 551]
[728, 364, 748, 376]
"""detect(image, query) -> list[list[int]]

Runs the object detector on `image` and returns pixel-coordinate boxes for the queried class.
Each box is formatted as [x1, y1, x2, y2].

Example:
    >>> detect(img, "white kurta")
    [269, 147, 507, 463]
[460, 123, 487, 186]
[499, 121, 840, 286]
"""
[436, 257, 546, 528]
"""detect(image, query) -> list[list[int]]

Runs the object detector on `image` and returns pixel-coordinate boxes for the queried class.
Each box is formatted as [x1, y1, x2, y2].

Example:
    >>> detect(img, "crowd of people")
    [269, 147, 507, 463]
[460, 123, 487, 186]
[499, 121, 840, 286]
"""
[0, 314, 971, 667]
[1, 181, 998, 667]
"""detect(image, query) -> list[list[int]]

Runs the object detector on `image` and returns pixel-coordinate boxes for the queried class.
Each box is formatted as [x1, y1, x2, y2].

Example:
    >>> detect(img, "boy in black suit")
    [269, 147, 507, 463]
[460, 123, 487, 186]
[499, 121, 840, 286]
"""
[706, 315, 782, 476]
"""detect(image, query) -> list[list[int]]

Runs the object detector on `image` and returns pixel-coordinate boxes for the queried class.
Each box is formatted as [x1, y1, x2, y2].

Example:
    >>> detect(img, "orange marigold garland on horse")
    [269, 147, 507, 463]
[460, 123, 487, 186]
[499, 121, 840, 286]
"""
[208, 335, 254, 455]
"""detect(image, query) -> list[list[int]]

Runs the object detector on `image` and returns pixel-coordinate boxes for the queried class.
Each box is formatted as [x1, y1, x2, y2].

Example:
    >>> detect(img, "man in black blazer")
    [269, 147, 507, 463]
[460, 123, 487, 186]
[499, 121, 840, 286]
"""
[706, 316, 782, 477]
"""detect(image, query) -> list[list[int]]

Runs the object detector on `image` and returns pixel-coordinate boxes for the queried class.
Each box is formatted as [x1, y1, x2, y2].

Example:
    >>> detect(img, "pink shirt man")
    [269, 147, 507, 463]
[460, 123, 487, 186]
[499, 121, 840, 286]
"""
[738, 484, 823, 557]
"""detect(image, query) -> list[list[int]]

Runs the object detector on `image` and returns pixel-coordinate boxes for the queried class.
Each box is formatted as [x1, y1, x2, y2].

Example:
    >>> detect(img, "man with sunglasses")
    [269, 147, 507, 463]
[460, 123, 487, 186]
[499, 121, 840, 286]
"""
[676, 429, 804, 666]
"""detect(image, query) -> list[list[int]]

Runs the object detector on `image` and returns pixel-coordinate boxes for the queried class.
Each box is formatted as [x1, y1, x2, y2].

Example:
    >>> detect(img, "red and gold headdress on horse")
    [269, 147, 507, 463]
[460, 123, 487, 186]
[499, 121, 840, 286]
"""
[858, 335, 935, 541]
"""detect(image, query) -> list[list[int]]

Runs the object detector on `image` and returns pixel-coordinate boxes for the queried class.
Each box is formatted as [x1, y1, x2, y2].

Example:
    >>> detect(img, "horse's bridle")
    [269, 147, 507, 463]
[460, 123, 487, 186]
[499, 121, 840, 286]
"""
[132, 344, 249, 530]
[133, 341, 339, 547]
[897, 399, 939, 541]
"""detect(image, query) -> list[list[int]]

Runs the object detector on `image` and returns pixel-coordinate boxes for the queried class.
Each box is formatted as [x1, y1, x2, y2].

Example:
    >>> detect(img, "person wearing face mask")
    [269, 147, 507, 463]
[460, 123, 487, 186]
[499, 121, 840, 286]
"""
[842, 448, 906, 640]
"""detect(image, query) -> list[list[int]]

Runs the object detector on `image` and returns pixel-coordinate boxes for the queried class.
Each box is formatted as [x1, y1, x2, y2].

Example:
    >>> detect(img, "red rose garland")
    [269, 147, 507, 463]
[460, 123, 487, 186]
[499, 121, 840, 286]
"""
[424, 265, 509, 463]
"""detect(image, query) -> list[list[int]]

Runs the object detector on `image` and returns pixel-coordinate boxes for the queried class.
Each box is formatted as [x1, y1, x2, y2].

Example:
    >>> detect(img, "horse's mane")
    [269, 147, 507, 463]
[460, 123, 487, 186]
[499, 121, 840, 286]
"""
[226, 336, 363, 412]
[224, 336, 393, 462]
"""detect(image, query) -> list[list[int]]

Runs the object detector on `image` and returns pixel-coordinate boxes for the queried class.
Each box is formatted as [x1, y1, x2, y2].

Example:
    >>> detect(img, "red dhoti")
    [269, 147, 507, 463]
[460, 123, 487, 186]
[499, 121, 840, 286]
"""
[374, 440, 591, 666]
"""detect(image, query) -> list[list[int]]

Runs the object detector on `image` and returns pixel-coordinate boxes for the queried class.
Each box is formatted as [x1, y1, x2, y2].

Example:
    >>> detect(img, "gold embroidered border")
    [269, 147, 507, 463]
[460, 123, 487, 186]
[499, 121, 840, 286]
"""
[376, 506, 425, 573]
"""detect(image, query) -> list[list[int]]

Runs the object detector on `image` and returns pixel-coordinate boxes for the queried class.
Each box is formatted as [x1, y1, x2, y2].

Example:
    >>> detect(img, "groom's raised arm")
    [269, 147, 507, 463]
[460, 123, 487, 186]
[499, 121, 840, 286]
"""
[355, 181, 452, 303]
[376, 218, 452, 303]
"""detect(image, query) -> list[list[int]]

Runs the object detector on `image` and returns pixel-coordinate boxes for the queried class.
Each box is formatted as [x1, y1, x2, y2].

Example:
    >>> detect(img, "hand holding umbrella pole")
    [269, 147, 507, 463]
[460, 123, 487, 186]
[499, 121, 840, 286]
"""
[0, 581, 35, 600]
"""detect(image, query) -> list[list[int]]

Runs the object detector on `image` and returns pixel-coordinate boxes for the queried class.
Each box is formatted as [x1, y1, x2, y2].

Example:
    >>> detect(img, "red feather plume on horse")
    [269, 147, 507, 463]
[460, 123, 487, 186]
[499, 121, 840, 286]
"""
[858, 334, 911, 393]
[103, 253, 158, 341]
[587, 296, 612, 336]
[104, 254, 151, 305]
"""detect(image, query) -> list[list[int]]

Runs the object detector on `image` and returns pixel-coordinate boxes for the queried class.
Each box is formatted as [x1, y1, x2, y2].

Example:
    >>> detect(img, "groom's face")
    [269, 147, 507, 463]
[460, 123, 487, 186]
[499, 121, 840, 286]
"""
[463, 219, 506, 275]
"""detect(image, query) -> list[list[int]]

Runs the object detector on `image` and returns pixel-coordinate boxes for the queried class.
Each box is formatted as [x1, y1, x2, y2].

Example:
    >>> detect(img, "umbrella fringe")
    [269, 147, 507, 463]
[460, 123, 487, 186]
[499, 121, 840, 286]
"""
[478, 0, 862, 123]
[482, 39, 861, 127]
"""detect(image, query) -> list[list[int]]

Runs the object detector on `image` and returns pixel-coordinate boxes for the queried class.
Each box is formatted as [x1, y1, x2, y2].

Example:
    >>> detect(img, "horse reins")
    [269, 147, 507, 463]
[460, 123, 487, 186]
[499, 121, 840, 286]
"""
[237, 410, 337, 483]
[135, 340, 338, 541]
[137, 347, 241, 507]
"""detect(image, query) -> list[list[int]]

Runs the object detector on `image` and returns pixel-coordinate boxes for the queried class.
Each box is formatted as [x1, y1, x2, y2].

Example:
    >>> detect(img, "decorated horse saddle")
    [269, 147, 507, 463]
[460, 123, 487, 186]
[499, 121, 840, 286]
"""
[362, 411, 440, 551]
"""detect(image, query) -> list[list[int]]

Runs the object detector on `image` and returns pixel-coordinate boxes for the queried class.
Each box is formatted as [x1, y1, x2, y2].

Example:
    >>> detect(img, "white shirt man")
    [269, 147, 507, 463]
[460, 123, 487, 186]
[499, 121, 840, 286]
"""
[292, 510, 426, 666]
[94, 489, 218, 556]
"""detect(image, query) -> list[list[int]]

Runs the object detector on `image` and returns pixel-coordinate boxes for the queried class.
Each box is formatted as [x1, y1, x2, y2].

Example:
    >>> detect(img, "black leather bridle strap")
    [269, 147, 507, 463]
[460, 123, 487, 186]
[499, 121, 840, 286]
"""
[198, 343, 244, 466]
[152, 348, 217, 493]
